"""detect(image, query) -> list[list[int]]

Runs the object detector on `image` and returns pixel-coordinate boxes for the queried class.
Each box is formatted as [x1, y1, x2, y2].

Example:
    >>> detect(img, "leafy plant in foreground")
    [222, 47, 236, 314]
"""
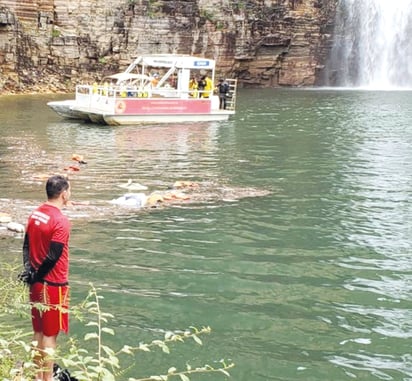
[64, 284, 234, 380]
[0, 265, 37, 381]
[0, 264, 234, 381]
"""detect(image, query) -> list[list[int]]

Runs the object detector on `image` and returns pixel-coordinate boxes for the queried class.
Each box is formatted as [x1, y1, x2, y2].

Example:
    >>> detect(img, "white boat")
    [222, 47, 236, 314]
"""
[47, 54, 237, 126]
[47, 99, 90, 121]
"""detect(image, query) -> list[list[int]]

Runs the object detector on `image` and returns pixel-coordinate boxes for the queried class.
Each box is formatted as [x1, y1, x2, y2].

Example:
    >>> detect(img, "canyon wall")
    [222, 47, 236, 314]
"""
[0, 0, 337, 93]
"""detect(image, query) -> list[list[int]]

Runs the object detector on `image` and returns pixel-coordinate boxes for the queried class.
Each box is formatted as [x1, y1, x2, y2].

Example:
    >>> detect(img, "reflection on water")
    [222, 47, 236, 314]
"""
[2, 90, 412, 380]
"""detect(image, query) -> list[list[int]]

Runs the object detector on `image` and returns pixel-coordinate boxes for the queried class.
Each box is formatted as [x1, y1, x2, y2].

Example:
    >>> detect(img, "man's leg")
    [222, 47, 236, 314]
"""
[32, 331, 44, 381]
[39, 334, 58, 381]
[32, 331, 58, 381]
[31, 284, 64, 380]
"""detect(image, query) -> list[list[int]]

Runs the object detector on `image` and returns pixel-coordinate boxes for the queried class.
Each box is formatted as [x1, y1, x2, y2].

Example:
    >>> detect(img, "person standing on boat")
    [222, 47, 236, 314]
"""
[203, 73, 213, 98]
[19, 175, 72, 381]
[217, 78, 230, 109]
[151, 73, 159, 88]
[197, 76, 206, 98]
[189, 76, 198, 97]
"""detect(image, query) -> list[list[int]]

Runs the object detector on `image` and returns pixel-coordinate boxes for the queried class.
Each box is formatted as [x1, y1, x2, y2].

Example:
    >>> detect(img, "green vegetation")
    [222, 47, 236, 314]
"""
[216, 21, 225, 31]
[146, 0, 162, 19]
[51, 29, 61, 38]
[0, 264, 234, 380]
[231, 1, 245, 11]
[199, 9, 215, 22]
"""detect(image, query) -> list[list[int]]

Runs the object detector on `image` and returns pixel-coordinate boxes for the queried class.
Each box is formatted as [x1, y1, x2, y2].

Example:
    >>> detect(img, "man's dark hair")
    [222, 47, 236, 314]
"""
[46, 175, 69, 200]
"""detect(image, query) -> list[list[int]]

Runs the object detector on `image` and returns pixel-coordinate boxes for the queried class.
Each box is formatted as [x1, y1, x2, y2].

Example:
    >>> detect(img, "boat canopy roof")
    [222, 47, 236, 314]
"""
[125, 54, 216, 73]
[107, 73, 150, 81]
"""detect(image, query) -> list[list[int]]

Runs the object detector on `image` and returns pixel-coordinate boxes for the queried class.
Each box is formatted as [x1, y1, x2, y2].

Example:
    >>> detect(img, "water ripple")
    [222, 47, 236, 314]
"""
[3, 90, 412, 380]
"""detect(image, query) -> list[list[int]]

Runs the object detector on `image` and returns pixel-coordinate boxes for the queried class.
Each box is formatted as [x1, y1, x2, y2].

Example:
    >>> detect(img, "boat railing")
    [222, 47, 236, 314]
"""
[107, 85, 216, 100]
[75, 84, 215, 103]
[75, 85, 113, 113]
[74, 79, 237, 112]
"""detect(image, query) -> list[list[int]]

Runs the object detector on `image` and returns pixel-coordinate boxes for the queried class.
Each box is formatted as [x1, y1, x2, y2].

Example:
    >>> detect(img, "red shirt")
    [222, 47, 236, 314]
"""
[27, 203, 70, 284]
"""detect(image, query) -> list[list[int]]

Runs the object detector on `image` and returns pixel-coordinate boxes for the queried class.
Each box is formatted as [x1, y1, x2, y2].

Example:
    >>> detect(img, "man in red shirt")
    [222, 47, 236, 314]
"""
[21, 175, 71, 381]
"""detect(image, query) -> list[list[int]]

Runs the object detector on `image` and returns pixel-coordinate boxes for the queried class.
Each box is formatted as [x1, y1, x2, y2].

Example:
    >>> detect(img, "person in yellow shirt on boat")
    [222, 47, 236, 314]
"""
[202, 73, 213, 98]
[102, 81, 109, 96]
[151, 73, 159, 88]
[189, 76, 198, 97]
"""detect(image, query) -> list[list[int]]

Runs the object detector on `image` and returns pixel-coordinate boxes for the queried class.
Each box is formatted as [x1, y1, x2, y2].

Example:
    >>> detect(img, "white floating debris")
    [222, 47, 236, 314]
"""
[110, 193, 147, 208]
[117, 179, 148, 191]
[6, 222, 25, 233]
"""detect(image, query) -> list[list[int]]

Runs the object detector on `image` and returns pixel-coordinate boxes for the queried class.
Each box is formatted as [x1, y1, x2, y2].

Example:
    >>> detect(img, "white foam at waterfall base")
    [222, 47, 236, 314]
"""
[328, 0, 412, 89]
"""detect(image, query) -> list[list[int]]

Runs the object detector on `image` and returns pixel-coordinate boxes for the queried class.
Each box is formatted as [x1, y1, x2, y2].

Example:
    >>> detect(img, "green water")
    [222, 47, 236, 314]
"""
[2, 89, 412, 380]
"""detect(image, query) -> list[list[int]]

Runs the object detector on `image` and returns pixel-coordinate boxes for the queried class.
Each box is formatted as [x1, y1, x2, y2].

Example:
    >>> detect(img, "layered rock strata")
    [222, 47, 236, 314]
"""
[0, 0, 337, 93]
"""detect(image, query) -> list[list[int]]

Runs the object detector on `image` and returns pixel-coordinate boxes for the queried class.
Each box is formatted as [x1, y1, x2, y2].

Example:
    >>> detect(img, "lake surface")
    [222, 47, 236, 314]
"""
[1, 88, 412, 380]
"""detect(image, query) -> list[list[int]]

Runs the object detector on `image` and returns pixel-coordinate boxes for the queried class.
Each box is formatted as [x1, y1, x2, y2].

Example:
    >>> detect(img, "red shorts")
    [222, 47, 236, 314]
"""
[30, 282, 70, 336]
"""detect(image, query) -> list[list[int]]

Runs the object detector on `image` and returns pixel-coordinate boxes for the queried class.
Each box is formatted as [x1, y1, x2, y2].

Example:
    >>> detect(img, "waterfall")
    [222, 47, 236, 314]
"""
[326, 0, 412, 89]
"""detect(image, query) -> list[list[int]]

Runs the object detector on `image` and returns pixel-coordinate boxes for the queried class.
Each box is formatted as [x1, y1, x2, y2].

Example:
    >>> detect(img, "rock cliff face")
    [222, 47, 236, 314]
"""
[0, 0, 337, 93]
